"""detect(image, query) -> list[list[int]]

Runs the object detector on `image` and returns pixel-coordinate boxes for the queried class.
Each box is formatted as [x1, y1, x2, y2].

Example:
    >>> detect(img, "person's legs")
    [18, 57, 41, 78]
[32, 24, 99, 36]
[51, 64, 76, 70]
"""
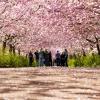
[47, 60, 49, 66]
[36, 59, 39, 66]
[56, 58, 59, 66]
[45, 60, 48, 66]
[57, 58, 60, 66]
[29, 58, 33, 66]
[62, 60, 65, 67]
[65, 58, 68, 67]
[61, 60, 62, 66]
[42, 58, 44, 66]
[39, 58, 42, 66]
[50, 60, 52, 66]
[61, 59, 64, 66]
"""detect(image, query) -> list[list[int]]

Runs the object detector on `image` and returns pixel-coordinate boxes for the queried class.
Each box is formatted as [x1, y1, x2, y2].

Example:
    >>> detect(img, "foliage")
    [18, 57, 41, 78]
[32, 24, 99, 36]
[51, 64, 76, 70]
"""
[0, 54, 28, 67]
[0, 47, 29, 67]
[68, 54, 100, 67]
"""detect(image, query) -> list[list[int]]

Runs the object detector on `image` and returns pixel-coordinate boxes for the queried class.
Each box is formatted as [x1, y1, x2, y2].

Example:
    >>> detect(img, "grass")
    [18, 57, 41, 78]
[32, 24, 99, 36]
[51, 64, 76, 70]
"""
[68, 54, 100, 68]
[0, 53, 29, 67]
[0, 47, 30, 67]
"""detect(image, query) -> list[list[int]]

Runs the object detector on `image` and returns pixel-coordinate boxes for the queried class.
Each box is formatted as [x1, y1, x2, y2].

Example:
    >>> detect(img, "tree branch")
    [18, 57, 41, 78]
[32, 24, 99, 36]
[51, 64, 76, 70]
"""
[86, 38, 96, 44]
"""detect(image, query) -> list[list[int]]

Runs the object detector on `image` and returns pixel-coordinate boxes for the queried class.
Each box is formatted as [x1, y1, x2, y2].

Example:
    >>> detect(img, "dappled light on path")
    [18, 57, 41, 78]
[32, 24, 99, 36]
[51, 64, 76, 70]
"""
[0, 67, 100, 100]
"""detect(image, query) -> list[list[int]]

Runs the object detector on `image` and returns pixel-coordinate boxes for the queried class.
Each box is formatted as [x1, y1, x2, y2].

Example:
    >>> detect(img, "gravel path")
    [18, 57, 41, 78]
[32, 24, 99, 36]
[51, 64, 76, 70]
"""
[0, 67, 100, 100]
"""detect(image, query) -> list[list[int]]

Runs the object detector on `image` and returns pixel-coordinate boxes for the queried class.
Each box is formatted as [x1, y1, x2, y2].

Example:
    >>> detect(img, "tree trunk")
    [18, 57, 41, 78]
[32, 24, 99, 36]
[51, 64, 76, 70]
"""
[2, 41, 6, 54]
[96, 43, 100, 55]
[18, 49, 20, 55]
[82, 48, 86, 56]
[9, 44, 13, 53]
[95, 36, 100, 55]
[12, 46, 16, 55]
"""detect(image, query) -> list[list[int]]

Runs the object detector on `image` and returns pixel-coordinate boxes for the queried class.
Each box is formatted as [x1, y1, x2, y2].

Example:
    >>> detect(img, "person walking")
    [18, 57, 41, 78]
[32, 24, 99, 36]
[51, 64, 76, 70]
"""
[64, 49, 68, 67]
[55, 51, 61, 66]
[44, 49, 49, 66]
[28, 51, 33, 66]
[34, 50, 39, 66]
[61, 52, 66, 66]
[48, 51, 52, 66]
[39, 48, 44, 66]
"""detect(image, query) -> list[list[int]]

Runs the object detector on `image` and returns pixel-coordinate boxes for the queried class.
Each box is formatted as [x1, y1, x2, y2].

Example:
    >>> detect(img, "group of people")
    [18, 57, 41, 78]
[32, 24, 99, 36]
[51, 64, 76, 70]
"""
[28, 48, 68, 67]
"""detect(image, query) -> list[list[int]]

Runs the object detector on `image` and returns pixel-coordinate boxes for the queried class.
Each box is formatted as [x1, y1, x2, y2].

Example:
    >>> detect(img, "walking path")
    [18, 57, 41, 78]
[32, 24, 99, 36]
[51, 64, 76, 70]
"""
[0, 67, 100, 100]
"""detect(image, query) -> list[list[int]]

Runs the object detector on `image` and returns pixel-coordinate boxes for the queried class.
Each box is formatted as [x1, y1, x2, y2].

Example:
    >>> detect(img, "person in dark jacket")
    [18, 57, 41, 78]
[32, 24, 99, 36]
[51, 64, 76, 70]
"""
[61, 52, 66, 66]
[39, 48, 44, 66]
[64, 49, 68, 67]
[44, 49, 49, 66]
[48, 51, 52, 66]
[34, 50, 39, 66]
[28, 51, 33, 66]
[55, 51, 61, 66]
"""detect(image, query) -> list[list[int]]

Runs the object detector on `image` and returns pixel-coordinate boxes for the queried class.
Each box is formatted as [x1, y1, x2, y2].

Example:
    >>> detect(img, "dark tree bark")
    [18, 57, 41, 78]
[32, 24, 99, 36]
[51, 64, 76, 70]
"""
[18, 49, 20, 55]
[12, 45, 16, 55]
[82, 48, 86, 56]
[9, 44, 13, 53]
[96, 43, 100, 55]
[2, 41, 6, 54]
[95, 36, 100, 55]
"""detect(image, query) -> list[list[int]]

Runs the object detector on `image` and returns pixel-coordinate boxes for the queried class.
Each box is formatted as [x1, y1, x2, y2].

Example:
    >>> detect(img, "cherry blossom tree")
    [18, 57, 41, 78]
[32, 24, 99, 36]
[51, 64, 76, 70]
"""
[0, 0, 99, 55]
[70, 1, 100, 54]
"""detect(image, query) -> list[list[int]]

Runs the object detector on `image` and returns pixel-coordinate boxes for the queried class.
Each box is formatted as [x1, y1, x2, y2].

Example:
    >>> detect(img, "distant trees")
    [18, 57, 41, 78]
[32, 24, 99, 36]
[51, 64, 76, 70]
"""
[86, 35, 100, 55]
[68, 1, 100, 55]
[1, 34, 17, 54]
